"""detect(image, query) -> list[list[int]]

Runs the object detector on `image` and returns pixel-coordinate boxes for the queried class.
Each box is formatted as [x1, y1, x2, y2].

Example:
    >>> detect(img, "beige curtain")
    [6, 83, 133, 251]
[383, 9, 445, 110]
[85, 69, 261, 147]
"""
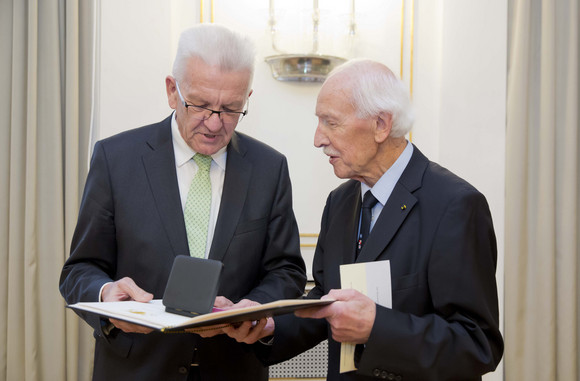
[505, 0, 579, 380]
[0, 0, 95, 380]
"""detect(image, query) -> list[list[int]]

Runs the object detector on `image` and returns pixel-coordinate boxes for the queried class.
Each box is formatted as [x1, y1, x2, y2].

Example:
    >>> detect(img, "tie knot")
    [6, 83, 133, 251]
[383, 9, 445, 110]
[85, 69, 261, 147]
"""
[362, 191, 378, 209]
[193, 154, 212, 172]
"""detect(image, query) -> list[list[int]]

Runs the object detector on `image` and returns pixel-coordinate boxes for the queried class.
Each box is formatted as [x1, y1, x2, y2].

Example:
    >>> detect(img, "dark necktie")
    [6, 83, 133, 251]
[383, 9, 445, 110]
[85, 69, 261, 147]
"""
[356, 191, 379, 258]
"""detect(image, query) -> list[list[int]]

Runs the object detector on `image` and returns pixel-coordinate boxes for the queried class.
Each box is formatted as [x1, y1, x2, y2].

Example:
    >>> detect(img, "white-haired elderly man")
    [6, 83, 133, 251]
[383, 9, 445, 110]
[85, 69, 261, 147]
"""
[60, 24, 306, 381]
[222, 59, 504, 381]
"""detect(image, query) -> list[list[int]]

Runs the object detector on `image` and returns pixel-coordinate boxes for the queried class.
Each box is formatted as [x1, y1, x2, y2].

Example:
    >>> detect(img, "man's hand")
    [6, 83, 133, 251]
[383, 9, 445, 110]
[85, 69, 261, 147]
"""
[223, 317, 274, 344]
[213, 296, 235, 309]
[187, 296, 235, 337]
[102, 277, 153, 303]
[101, 277, 154, 334]
[194, 298, 275, 341]
[296, 289, 376, 344]
[217, 299, 275, 344]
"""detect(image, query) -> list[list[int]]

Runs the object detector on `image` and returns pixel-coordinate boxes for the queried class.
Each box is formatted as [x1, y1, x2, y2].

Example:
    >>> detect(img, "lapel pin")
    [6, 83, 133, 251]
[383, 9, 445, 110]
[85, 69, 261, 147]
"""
[401, 204, 407, 210]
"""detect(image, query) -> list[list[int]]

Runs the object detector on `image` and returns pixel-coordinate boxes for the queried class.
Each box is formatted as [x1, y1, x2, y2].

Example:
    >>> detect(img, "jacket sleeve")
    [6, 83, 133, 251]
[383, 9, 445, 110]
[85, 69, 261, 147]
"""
[242, 156, 307, 304]
[59, 141, 117, 332]
[259, 193, 333, 365]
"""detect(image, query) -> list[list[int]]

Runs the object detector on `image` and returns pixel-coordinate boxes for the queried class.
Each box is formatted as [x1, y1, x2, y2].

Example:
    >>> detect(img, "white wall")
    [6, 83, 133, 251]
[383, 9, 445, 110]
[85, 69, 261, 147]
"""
[94, 1, 505, 379]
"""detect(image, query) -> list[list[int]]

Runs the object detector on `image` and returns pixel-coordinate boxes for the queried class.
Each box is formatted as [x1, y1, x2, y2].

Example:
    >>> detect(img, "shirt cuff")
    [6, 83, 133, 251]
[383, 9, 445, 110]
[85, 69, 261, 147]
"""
[98, 282, 113, 302]
[258, 335, 274, 346]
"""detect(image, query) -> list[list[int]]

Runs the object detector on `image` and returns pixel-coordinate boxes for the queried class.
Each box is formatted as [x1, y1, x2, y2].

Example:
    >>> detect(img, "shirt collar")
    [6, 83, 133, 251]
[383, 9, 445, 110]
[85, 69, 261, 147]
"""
[171, 112, 227, 170]
[361, 141, 414, 205]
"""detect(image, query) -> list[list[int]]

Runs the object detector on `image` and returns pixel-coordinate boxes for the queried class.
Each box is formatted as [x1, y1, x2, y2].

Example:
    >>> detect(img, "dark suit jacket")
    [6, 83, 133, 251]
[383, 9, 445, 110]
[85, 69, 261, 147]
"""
[265, 146, 503, 381]
[59, 115, 306, 381]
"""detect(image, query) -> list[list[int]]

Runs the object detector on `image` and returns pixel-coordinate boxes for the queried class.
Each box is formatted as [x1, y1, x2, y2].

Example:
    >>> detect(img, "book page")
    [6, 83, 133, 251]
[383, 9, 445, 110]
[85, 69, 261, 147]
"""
[72, 300, 192, 329]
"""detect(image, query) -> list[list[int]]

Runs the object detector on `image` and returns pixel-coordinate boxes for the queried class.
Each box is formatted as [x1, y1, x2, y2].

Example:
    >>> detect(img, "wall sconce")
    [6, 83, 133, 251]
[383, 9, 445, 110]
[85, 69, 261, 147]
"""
[265, 0, 356, 82]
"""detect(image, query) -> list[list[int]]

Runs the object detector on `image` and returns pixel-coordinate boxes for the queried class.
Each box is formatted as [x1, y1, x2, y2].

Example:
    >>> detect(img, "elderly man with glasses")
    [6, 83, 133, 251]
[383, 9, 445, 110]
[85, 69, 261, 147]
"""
[59, 24, 306, 381]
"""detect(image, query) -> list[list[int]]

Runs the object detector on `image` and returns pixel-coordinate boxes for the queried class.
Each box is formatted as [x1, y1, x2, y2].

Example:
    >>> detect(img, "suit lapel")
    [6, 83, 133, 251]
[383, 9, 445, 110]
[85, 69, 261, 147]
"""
[356, 145, 428, 263]
[356, 185, 417, 262]
[341, 183, 362, 265]
[209, 133, 251, 262]
[141, 116, 189, 258]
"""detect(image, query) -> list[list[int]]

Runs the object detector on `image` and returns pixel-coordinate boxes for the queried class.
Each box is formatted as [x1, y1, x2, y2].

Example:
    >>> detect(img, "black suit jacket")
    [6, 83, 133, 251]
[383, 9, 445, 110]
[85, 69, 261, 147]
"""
[60, 115, 306, 381]
[265, 146, 503, 381]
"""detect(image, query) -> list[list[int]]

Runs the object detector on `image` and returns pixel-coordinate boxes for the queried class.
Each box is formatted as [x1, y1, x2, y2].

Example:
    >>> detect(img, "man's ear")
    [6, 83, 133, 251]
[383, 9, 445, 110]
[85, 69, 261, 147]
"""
[374, 112, 393, 143]
[165, 76, 178, 110]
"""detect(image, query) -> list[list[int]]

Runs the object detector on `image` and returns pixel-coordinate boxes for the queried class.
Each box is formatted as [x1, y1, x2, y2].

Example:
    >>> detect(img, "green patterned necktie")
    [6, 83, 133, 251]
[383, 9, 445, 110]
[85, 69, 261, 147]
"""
[184, 154, 212, 258]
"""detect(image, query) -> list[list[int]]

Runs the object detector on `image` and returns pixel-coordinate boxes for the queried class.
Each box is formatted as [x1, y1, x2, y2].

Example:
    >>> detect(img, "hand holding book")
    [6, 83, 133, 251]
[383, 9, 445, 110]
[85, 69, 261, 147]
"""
[206, 299, 276, 343]
[101, 277, 155, 334]
[186, 296, 245, 337]
[67, 298, 333, 332]
[66, 257, 332, 334]
[221, 312, 275, 344]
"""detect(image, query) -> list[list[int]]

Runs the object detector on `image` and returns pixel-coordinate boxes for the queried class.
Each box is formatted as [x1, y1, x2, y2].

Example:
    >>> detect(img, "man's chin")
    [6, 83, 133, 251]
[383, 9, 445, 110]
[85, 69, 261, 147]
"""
[191, 139, 228, 156]
[332, 166, 350, 180]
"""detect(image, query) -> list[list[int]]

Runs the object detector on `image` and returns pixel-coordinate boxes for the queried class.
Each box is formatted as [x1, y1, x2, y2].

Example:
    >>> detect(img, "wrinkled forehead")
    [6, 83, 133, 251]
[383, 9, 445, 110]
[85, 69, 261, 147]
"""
[316, 78, 354, 114]
[181, 56, 251, 86]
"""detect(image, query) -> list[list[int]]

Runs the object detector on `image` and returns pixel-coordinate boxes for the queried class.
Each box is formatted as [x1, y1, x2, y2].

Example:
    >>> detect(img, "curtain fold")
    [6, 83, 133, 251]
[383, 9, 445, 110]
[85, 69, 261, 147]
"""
[0, 0, 94, 380]
[505, 0, 579, 380]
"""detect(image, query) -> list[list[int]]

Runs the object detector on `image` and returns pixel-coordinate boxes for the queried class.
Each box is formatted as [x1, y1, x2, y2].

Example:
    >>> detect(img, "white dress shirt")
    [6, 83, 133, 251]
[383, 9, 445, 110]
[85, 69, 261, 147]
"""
[171, 113, 227, 259]
[360, 141, 414, 233]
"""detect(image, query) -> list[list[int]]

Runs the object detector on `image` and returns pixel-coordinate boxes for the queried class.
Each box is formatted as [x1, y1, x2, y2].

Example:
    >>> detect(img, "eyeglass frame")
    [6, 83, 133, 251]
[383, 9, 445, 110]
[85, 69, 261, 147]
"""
[175, 81, 248, 125]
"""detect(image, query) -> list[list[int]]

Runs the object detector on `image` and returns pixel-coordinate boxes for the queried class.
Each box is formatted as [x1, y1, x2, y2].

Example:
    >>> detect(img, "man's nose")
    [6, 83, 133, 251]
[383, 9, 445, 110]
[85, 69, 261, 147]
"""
[204, 112, 222, 131]
[314, 125, 328, 148]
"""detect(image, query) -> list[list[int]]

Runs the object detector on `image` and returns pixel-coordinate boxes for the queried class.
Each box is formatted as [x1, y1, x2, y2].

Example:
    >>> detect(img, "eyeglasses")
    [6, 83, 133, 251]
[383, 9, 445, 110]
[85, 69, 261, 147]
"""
[175, 81, 248, 125]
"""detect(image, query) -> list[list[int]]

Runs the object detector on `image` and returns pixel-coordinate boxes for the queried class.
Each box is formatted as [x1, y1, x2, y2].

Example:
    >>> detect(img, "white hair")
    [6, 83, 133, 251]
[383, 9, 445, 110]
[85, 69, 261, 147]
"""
[325, 59, 415, 138]
[172, 24, 256, 93]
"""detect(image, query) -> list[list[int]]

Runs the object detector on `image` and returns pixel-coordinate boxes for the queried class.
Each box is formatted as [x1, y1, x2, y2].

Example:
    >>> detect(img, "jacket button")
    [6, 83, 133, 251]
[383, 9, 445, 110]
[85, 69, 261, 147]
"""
[178, 366, 188, 374]
[380, 370, 388, 379]
[373, 368, 381, 377]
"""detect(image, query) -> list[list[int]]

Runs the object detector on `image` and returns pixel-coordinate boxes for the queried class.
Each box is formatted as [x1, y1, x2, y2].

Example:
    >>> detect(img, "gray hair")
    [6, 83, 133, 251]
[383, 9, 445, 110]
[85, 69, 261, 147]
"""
[326, 59, 415, 138]
[172, 24, 256, 94]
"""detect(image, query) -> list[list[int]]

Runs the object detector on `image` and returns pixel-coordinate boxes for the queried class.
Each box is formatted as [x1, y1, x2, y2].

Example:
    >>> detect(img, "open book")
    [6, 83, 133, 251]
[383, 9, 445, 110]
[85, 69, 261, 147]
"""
[67, 298, 333, 333]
